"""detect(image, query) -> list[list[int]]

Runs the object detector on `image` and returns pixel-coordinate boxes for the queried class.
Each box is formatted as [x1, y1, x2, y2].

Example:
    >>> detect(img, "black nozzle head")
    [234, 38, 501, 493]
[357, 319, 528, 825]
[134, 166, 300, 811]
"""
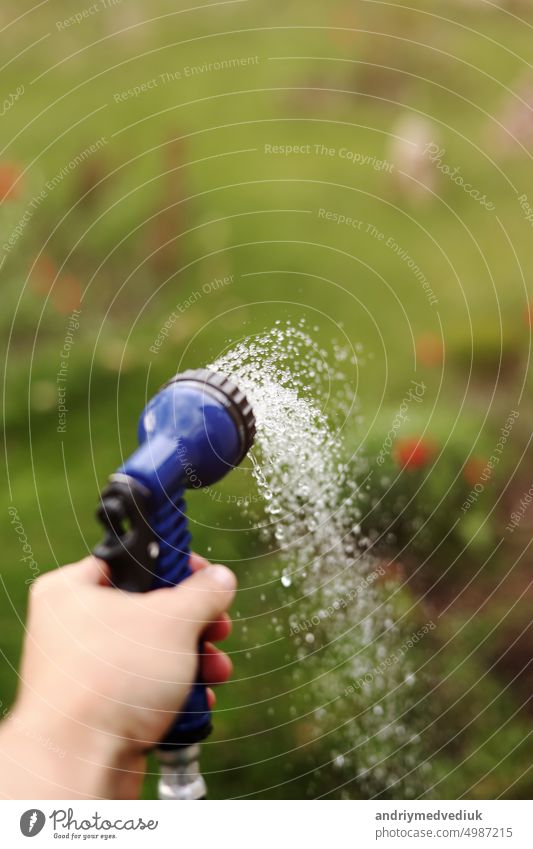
[162, 368, 256, 466]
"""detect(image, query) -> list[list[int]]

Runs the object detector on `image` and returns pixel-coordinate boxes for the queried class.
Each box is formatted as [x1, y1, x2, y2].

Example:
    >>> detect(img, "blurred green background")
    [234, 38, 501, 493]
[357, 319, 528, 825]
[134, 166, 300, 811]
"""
[1, 0, 532, 798]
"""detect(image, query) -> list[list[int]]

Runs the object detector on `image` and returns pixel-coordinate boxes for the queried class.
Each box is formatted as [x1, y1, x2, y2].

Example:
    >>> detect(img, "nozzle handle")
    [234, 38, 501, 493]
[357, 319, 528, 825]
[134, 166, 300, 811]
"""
[93, 477, 212, 747]
[93, 477, 157, 593]
[150, 488, 212, 746]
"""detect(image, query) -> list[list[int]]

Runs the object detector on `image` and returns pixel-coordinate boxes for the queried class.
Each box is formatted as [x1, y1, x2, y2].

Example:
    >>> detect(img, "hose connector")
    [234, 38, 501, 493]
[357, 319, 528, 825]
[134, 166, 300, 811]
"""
[157, 745, 207, 801]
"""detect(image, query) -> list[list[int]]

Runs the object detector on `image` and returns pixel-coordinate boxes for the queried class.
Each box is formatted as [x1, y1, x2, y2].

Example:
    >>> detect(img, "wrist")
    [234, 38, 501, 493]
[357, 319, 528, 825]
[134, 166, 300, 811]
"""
[2, 698, 144, 799]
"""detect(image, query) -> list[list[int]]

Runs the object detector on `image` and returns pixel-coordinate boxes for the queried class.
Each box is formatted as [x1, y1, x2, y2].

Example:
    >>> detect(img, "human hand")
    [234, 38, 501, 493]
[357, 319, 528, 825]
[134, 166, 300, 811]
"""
[0, 553, 236, 799]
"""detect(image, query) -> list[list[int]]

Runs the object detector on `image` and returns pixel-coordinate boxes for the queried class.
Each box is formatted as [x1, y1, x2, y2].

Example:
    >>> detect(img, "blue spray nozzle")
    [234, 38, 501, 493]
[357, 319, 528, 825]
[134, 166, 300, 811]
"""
[94, 368, 255, 589]
[123, 368, 255, 497]
[93, 368, 256, 796]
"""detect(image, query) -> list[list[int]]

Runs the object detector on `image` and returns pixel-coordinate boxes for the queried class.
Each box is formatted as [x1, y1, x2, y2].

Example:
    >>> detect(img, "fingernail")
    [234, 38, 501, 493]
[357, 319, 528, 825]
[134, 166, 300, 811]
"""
[205, 565, 237, 591]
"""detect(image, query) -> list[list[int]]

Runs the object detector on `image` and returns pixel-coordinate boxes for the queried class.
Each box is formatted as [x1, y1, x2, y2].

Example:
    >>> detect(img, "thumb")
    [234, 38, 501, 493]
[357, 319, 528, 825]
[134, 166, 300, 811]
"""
[70, 555, 111, 585]
[159, 565, 237, 636]
[34, 556, 109, 592]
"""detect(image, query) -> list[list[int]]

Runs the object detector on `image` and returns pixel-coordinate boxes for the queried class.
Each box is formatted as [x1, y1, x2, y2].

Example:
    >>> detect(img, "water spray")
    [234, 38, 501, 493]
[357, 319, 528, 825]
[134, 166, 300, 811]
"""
[93, 368, 256, 800]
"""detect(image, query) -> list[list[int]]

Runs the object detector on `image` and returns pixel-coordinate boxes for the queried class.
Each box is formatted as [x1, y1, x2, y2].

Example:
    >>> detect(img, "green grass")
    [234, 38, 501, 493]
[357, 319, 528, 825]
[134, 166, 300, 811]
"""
[1, 0, 533, 798]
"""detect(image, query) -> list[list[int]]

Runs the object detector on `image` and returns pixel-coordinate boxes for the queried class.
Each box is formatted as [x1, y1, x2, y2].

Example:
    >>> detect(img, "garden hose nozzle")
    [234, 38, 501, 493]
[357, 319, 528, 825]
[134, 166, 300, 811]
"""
[93, 368, 256, 799]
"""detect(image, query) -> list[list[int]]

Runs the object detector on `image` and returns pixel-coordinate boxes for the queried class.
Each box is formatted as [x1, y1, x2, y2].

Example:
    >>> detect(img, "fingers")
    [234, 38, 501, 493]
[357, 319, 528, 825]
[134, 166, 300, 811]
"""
[188, 557, 233, 641]
[159, 565, 237, 637]
[200, 642, 233, 685]
[189, 561, 233, 704]
[203, 613, 232, 643]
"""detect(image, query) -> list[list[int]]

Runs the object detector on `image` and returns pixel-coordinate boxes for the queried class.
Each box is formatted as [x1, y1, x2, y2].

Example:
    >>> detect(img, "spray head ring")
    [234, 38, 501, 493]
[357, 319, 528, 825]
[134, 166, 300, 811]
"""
[162, 368, 256, 466]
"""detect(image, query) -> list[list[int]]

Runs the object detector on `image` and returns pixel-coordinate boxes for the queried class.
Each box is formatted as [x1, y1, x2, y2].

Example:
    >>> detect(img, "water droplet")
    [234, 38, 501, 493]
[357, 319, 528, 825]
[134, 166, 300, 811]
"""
[209, 323, 421, 795]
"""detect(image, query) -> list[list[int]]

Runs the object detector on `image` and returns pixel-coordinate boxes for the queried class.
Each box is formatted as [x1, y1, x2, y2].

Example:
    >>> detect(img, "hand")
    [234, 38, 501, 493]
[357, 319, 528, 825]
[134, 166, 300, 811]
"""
[0, 554, 236, 799]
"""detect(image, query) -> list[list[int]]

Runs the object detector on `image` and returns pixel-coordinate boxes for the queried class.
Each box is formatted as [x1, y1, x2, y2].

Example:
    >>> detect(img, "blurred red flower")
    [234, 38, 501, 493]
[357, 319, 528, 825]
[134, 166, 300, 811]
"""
[376, 560, 405, 584]
[30, 255, 58, 296]
[416, 333, 444, 367]
[463, 457, 487, 487]
[0, 161, 24, 201]
[29, 257, 82, 313]
[394, 437, 436, 470]
[52, 274, 82, 313]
